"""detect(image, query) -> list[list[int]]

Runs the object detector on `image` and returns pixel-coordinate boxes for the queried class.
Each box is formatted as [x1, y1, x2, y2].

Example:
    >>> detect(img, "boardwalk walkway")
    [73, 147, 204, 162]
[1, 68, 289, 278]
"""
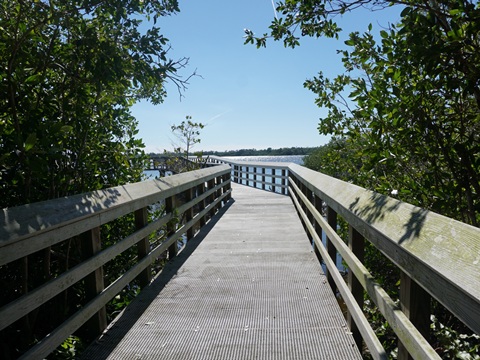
[82, 183, 362, 359]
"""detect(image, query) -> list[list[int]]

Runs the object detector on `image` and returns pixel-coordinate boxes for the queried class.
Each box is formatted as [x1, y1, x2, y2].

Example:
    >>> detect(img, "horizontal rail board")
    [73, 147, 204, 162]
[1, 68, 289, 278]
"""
[1, 165, 232, 359]
[289, 179, 441, 360]
[17, 189, 232, 360]
[288, 163, 480, 335]
[289, 184, 387, 359]
[0, 165, 231, 266]
[0, 183, 228, 331]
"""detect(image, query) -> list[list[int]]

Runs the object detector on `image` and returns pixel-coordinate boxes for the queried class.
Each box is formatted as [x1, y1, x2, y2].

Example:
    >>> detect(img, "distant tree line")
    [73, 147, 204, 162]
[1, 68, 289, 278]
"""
[201, 146, 318, 157]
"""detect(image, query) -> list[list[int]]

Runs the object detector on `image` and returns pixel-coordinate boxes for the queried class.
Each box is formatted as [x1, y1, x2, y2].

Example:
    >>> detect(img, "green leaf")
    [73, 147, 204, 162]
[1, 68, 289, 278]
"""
[60, 125, 74, 134]
[24, 133, 37, 152]
[400, 7, 411, 17]
[25, 74, 41, 83]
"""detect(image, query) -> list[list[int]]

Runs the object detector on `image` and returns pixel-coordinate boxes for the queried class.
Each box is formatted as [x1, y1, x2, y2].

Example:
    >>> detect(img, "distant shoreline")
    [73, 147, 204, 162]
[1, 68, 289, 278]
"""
[199, 146, 317, 157]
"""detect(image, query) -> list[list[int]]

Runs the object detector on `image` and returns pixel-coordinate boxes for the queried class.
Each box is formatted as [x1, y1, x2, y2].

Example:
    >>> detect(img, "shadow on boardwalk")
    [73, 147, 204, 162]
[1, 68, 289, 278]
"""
[81, 200, 235, 360]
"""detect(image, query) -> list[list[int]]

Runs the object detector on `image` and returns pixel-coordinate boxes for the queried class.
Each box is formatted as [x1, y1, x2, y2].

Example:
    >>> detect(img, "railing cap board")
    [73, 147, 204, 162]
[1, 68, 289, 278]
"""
[288, 164, 480, 332]
[0, 165, 231, 265]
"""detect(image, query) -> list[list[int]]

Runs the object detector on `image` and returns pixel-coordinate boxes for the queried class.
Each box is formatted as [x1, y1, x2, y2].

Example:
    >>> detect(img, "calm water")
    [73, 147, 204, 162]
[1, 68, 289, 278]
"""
[221, 155, 304, 165]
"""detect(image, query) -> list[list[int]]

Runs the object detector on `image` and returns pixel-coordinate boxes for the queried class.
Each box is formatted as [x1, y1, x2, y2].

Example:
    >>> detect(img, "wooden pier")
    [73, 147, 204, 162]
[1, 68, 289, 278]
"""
[81, 184, 362, 359]
[2, 159, 479, 360]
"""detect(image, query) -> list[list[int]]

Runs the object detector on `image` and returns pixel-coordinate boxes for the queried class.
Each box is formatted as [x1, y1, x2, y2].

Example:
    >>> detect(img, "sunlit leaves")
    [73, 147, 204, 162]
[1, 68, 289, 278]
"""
[251, 0, 480, 225]
[0, 0, 185, 207]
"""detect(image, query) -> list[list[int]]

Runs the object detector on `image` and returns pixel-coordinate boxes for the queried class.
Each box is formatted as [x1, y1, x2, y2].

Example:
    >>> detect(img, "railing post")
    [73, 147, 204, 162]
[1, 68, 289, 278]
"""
[81, 227, 107, 339]
[215, 175, 223, 211]
[306, 184, 315, 238]
[398, 273, 431, 360]
[197, 182, 206, 227]
[208, 178, 216, 218]
[282, 169, 287, 195]
[326, 206, 337, 292]
[348, 225, 365, 351]
[271, 168, 276, 193]
[224, 172, 232, 202]
[185, 188, 194, 240]
[253, 167, 257, 188]
[298, 181, 309, 236]
[262, 168, 266, 191]
[135, 207, 151, 287]
[313, 194, 323, 262]
[234, 165, 239, 183]
[166, 195, 178, 259]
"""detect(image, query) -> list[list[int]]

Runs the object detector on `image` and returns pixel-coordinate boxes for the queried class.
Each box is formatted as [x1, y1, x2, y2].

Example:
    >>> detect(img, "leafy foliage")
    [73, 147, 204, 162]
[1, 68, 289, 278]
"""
[0, 0, 190, 207]
[246, 0, 480, 226]
[0, 1, 191, 358]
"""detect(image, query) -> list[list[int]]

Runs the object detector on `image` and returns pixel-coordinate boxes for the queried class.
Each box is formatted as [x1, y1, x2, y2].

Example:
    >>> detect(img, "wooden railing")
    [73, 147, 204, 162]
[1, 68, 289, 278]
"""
[215, 158, 480, 360]
[208, 156, 290, 195]
[0, 165, 231, 359]
[2, 155, 479, 360]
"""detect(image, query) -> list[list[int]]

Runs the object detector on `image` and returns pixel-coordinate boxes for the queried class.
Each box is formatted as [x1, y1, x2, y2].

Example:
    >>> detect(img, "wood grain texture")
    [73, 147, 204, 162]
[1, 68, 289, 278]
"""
[288, 163, 480, 334]
[0, 165, 231, 266]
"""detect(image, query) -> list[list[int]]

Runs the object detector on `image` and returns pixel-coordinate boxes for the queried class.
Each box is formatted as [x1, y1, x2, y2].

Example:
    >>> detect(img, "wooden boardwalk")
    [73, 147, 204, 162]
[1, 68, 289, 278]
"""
[82, 183, 362, 359]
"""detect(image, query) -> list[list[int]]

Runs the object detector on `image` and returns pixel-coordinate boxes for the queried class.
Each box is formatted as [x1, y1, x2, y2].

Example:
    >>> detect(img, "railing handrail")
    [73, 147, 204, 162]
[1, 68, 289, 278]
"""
[0, 165, 231, 265]
[208, 155, 295, 169]
[0, 165, 232, 359]
[3, 154, 479, 359]
[287, 163, 480, 330]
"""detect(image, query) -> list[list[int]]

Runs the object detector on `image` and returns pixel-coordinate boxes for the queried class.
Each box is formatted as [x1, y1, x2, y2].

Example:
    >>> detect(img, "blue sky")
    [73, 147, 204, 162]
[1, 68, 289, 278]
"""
[133, 1, 402, 153]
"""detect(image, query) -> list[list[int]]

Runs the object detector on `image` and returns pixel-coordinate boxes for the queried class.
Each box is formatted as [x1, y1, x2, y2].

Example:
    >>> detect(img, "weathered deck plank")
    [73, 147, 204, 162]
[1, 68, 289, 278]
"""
[82, 183, 362, 359]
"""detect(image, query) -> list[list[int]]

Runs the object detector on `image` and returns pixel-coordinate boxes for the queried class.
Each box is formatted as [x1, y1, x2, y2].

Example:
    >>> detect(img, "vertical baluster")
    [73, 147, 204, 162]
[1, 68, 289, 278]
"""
[216, 175, 222, 211]
[313, 194, 323, 262]
[271, 168, 276, 193]
[135, 207, 151, 288]
[253, 167, 257, 188]
[81, 227, 107, 338]
[224, 172, 232, 201]
[208, 178, 216, 218]
[348, 225, 365, 351]
[166, 195, 178, 259]
[301, 182, 313, 242]
[282, 169, 287, 195]
[306, 184, 314, 229]
[326, 206, 337, 292]
[185, 188, 194, 240]
[398, 273, 431, 360]
[262, 168, 266, 191]
[197, 182, 206, 227]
